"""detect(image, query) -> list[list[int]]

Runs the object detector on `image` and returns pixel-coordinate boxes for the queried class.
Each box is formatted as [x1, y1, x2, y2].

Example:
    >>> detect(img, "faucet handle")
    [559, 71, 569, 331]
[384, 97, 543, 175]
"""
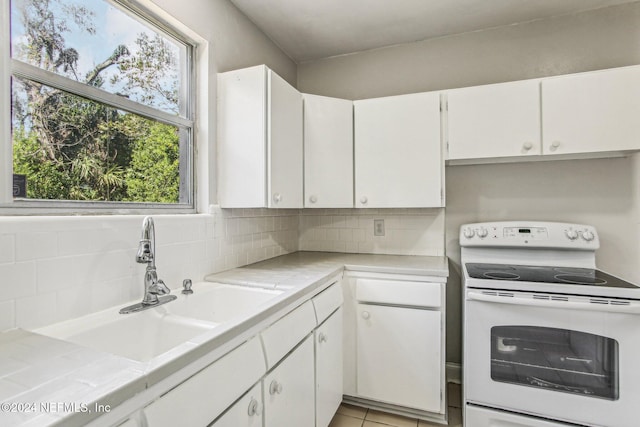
[182, 279, 193, 295]
[155, 279, 170, 295]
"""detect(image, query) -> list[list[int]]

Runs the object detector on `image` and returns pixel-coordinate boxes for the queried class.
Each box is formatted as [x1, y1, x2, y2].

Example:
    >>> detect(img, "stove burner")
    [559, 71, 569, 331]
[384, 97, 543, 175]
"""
[554, 274, 607, 286]
[483, 271, 521, 280]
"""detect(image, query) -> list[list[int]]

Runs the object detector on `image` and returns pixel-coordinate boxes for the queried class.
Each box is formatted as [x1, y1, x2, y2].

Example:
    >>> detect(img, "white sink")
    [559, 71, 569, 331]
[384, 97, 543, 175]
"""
[160, 282, 283, 323]
[36, 309, 217, 362]
[35, 282, 282, 363]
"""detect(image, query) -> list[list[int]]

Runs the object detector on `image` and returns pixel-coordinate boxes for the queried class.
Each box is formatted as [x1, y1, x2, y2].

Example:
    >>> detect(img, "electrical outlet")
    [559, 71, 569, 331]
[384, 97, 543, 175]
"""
[374, 219, 385, 236]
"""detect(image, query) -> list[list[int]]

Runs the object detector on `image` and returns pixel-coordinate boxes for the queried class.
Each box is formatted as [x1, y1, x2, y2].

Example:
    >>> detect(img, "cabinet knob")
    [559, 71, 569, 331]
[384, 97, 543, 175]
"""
[361, 311, 370, 320]
[269, 380, 283, 395]
[549, 141, 561, 152]
[360, 196, 368, 205]
[318, 332, 328, 343]
[309, 195, 317, 204]
[522, 142, 533, 151]
[247, 398, 262, 416]
[273, 193, 282, 203]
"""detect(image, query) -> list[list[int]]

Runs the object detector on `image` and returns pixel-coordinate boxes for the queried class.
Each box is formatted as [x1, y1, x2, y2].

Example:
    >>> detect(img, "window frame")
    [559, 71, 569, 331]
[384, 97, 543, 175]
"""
[1, 0, 197, 215]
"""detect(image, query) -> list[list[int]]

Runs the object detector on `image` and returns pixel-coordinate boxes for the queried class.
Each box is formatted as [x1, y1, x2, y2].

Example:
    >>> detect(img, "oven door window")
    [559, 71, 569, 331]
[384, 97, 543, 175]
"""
[491, 326, 619, 400]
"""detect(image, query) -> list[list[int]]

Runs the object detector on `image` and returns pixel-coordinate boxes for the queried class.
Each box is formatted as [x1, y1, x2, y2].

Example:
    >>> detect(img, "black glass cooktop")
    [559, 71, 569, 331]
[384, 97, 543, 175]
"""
[466, 263, 639, 289]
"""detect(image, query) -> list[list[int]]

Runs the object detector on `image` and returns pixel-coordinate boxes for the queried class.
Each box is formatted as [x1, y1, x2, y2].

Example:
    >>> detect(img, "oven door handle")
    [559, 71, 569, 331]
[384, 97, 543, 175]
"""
[467, 291, 640, 314]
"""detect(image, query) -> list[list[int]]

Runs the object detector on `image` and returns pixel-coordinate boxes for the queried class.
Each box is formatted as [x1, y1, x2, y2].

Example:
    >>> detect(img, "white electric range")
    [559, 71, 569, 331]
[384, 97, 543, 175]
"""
[460, 221, 640, 427]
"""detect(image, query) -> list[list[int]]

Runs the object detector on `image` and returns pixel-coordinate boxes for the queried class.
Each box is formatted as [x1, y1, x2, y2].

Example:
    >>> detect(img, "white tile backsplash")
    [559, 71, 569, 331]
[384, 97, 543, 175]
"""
[15, 232, 58, 262]
[299, 208, 445, 256]
[0, 207, 299, 332]
[15, 293, 59, 331]
[0, 206, 444, 332]
[0, 300, 15, 332]
[0, 234, 15, 264]
[0, 262, 37, 300]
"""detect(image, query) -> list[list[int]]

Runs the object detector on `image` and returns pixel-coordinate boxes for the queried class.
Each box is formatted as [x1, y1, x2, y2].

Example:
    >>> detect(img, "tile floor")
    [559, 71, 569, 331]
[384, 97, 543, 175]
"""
[329, 383, 462, 427]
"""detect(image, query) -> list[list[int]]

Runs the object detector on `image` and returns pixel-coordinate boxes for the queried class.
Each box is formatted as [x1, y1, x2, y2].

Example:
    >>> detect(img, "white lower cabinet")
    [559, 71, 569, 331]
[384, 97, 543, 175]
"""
[357, 303, 441, 412]
[211, 383, 263, 427]
[135, 281, 344, 427]
[143, 337, 265, 427]
[315, 308, 343, 427]
[344, 274, 446, 419]
[264, 335, 315, 427]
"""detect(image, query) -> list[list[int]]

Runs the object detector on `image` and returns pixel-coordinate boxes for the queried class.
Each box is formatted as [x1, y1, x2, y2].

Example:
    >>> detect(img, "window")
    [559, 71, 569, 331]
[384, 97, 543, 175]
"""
[5, 0, 195, 212]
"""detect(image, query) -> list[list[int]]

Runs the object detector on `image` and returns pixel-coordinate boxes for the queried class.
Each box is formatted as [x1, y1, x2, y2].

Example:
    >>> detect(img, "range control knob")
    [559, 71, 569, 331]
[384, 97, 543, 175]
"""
[463, 228, 475, 239]
[582, 230, 595, 241]
[477, 228, 488, 238]
[565, 229, 579, 240]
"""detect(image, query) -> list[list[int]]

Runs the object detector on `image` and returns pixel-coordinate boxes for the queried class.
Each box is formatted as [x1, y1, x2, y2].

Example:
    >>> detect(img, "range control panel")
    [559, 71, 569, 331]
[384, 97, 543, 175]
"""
[460, 221, 599, 250]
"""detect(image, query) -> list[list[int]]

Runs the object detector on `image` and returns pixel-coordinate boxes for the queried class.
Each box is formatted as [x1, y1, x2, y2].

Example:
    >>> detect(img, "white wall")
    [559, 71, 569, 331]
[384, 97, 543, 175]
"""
[298, 2, 640, 365]
[0, 0, 300, 332]
[298, 2, 640, 100]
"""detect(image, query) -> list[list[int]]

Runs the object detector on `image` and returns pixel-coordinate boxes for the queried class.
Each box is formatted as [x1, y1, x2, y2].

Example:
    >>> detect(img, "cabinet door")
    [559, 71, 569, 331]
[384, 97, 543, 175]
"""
[303, 94, 354, 208]
[268, 69, 303, 208]
[217, 65, 267, 208]
[264, 335, 315, 427]
[316, 308, 343, 427]
[211, 383, 263, 427]
[357, 304, 441, 412]
[354, 92, 443, 208]
[542, 65, 640, 155]
[447, 80, 541, 160]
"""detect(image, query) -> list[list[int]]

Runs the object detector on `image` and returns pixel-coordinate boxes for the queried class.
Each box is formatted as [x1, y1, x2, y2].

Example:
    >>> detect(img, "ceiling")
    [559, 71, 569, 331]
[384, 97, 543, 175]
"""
[229, 0, 637, 63]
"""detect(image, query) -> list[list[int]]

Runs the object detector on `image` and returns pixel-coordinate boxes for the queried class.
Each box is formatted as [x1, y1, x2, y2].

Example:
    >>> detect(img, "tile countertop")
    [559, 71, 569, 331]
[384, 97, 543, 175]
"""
[0, 251, 448, 427]
[204, 251, 450, 288]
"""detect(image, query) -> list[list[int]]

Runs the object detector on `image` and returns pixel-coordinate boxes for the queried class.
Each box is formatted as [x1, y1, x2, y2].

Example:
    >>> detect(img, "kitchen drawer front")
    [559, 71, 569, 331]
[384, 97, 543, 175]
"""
[143, 337, 265, 427]
[356, 278, 441, 308]
[466, 405, 569, 426]
[312, 282, 343, 325]
[261, 300, 316, 369]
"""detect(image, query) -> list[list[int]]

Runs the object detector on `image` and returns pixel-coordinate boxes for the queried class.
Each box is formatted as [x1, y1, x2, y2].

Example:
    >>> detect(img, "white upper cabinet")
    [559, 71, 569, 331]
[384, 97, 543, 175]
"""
[218, 65, 303, 208]
[542, 65, 640, 155]
[354, 92, 443, 208]
[447, 80, 541, 161]
[303, 94, 354, 208]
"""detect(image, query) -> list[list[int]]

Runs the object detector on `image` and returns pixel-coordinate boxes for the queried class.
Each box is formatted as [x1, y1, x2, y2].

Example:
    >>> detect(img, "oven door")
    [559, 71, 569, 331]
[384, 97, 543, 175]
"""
[464, 289, 640, 427]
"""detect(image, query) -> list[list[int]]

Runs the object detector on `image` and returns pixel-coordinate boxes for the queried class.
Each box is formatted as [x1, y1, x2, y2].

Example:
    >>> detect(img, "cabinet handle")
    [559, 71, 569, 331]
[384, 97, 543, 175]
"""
[361, 311, 370, 320]
[309, 195, 317, 204]
[318, 332, 328, 343]
[247, 398, 262, 416]
[269, 380, 283, 395]
[549, 141, 561, 152]
[360, 196, 368, 205]
[273, 193, 282, 203]
[522, 142, 533, 151]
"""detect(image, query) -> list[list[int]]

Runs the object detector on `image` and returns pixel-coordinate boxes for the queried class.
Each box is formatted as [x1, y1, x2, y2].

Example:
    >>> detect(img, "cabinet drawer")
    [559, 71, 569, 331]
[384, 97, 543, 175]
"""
[312, 282, 343, 325]
[261, 301, 316, 369]
[356, 278, 441, 308]
[143, 337, 265, 427]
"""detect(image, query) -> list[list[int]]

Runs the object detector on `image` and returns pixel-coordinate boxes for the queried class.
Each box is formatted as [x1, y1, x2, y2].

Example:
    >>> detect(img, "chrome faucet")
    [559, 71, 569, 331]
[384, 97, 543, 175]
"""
[120, 216, 176, 314]
[136, 217, 171, 304]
